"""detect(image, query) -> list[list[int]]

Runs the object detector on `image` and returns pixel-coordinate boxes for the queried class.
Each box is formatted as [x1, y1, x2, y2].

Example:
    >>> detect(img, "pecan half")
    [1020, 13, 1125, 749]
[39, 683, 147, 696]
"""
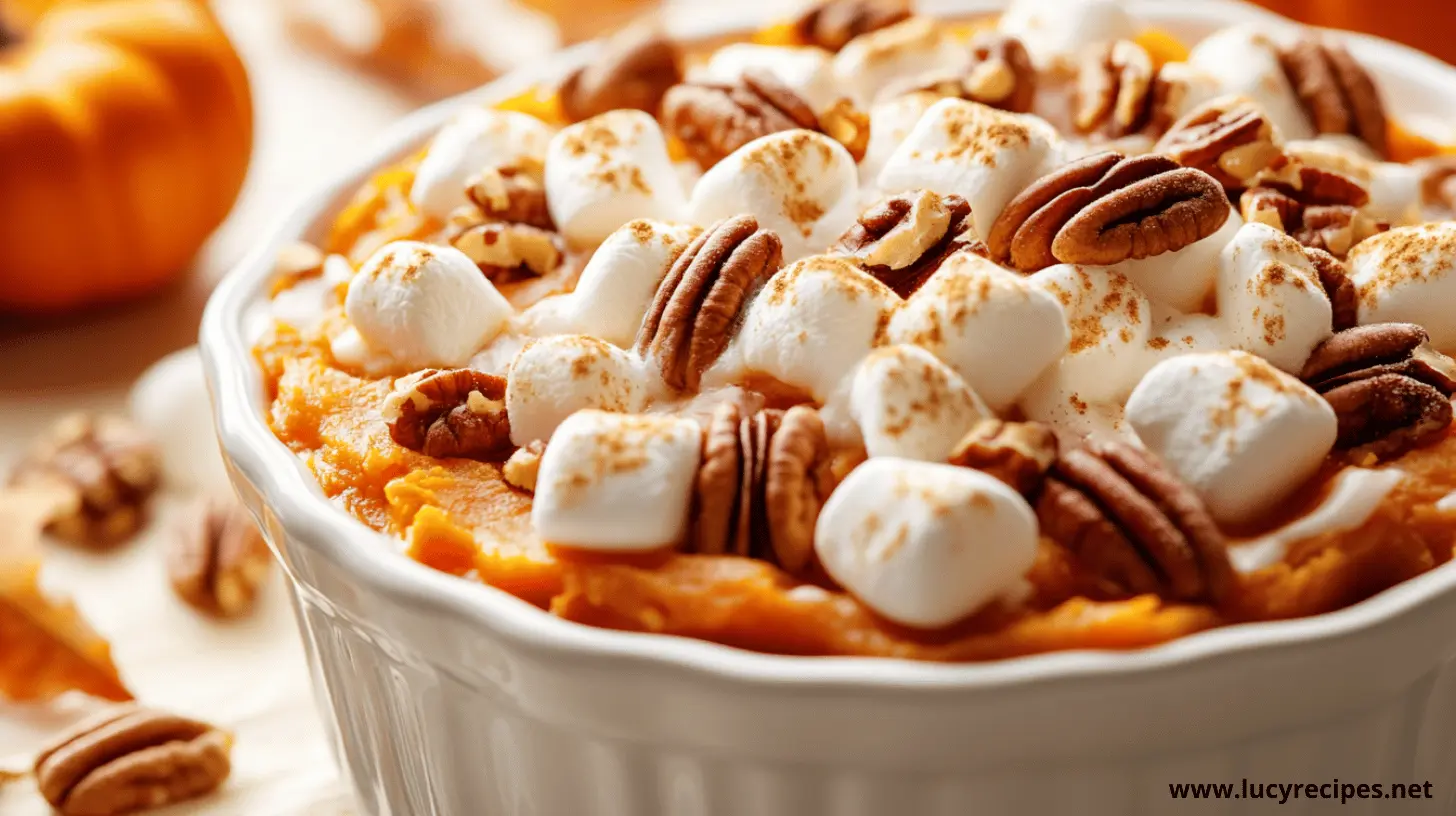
[34, 704, 232, 816]
[8, 414, 161, 548]
[1155, 96, 1284, 191]
[1301, 323, 1456, 459]
[559, 27, 683, 123]
[167, 498, 272, 618]
[383, 368, 513, 460]
[636, 215, 782, 391]
[463, 163, 553, 230]
[692, 403, 833, 574]
[1037, 438, 1233, 604]
[831, 190, 979, 297]
[661, 70, 832, 170]
[1073, 40, 1158, 138]
[790, 0, 911, 52]
[1278, 34, 1388, 158]
[1239, 158, 1385, 258]
[1305, 246, 1359, 331]
[947, 419, 1057, 497]
[905, 33, 1037, 114]
[988, 152, 1229, 271]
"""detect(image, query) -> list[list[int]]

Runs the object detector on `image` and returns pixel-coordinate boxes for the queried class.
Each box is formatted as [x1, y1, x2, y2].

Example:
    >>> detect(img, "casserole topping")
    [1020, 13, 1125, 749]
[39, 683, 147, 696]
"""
[253, 0, 1456, 661]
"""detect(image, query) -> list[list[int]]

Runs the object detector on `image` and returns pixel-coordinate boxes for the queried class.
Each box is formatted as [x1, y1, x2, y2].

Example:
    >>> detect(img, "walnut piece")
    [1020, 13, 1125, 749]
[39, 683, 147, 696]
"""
[1301, 323, 1456, 460]
[8, 414, 161, 548]
[831, 189, 978, 297]
[1278, 34, 1388, 158]
[693, 403, 833, 575]
[947, 419, 1057, 497]
[1036, 439, 1233, 604]
[636, 215, 782, 391]
[1156, 96, 1284, 191]
[383, 369, 513, 460]
[559, 26, 682, 122]
[662, 70, 839, 170]
[167, 498, 271, 618]
[790, 0, 911, 52]
[988, 152, 1229, 271]
[503, 441, 546, 492]
[1239, 158, 1385, 258]
[34, 704, 232, 816]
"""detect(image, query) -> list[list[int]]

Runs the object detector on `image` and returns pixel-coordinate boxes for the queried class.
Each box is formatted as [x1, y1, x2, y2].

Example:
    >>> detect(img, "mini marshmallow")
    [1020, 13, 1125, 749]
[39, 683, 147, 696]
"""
[343, 240, 513, 370]
[1121, 208, 1241, 313]
[890, 252, 1069, 410]
[997, 0, 1139, 68]
[1187, 25, 1313, 142]
[878, 98, 1064, 241]
[830, 16, 968, 106]
[1143, 312, 1230, 368]
[1126, 351, 1337, 526]
[689, 130, 859, 260]
[522, 219, 702, 347]
[410, 108, 555, 220]
[814, 458, 1039, 629]
[1229, 467, 1406, 573]
[506, 335, 650, 446]
[1348, 222, 1456, 353]
[697, 43, 838, 110]
[1017, 369, 1133, 443]
[849, 345, 991, 462]
[545, 110, 688, 249]
[1215, 222, 1333, 373]
[532, 411, 702, 550]
[1284, 138, 1424, 226]
[861, 91, 943, 182]
[1028, 264, 1150, 404]
[709, 255, 899, 400]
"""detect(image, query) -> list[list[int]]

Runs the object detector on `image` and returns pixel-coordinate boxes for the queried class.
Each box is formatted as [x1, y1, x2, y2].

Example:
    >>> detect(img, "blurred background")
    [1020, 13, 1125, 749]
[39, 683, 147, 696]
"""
[0, 0, 1451, 813]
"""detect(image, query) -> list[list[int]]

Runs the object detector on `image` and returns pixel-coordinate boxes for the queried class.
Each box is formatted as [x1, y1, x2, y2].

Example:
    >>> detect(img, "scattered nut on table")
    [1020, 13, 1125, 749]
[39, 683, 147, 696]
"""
[167, 498, 273, 618]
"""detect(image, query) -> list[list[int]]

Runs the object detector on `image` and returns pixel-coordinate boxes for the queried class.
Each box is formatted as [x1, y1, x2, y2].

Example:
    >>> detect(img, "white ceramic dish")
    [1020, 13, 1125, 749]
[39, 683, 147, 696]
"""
[202, 3, 1456, 813]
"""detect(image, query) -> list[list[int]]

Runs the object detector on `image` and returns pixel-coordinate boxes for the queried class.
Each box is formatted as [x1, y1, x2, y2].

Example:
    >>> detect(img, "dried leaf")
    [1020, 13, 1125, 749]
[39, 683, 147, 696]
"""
[0, 489, 131, 703]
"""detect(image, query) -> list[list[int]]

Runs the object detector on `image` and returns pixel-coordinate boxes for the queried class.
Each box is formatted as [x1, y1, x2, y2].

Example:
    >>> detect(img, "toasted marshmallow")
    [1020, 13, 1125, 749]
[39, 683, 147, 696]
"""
[1028, 265, 1151, 404]
[688, 130, 859, 260]
[1348, 222, 1456, 353]
[522, 220, 701, 347]
[878, 98, 1064, 241]
[814, 458, 1038, 629]
[532, 411, 702, 550]
[890, 252, 1069, 410]
[849, 345, 991, 461]
[697, 43, 838, 110]
[410, 108, 555, 220]
[710, 255, 899, 400]
[343, 240, 512, 370]
[1284, 138, 1423, 226]
[1215, 222, 1333, 373]
[861, 91, 942, 182]
[545, 110, 688, 249]
[1230, 467, 1405, 573]
[997, 0, 1139, 69]
[1187, 25, 1312, 142]
[830, 17, 968, 106]
[1126, 351, 1337, 526]
[1121, 208, 1241, 313]
[505, 336, 651, 446]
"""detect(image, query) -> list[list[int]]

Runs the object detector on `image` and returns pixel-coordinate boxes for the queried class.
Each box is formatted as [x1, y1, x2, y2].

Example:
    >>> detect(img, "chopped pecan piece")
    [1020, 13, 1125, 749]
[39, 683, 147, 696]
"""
[948, 419, 1057, 497]
[636, 215, 782, 391]
[1301, 323, 1456, 459]
[1278, 34, 1388, 157]
[831, 190, 979, 297]
[450, 221, 563, 284]
[1036, 438, 1233, 604]
[905, 33, 1037, 114]
[988, 152, 1230, 271]
[661, 71, 865, 169]
[790, 0, 911, 52]
[692, 403, 834, 574]
[382, 368, 513, 460]
[559, 26, 683, 122]
[167, 498, 272, 618]
[34, 704, 232, 816]
[1239, 158, 1385, 258]
[503, 441, 546, 492]
[463, 163, 553, 230]
[1417, 156, 1456, 213]
[8, 414, 161, 548]
[1155, 96, 1284, 191]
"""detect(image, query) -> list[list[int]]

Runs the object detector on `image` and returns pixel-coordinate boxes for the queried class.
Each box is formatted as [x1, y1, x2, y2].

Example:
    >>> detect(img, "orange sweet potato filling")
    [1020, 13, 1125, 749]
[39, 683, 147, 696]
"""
[254, 94, 1456, 661]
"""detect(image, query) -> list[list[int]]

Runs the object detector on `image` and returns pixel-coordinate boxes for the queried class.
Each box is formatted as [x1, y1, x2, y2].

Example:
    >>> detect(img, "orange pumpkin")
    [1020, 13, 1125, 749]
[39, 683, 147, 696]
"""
[0, 0, 252, 312]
